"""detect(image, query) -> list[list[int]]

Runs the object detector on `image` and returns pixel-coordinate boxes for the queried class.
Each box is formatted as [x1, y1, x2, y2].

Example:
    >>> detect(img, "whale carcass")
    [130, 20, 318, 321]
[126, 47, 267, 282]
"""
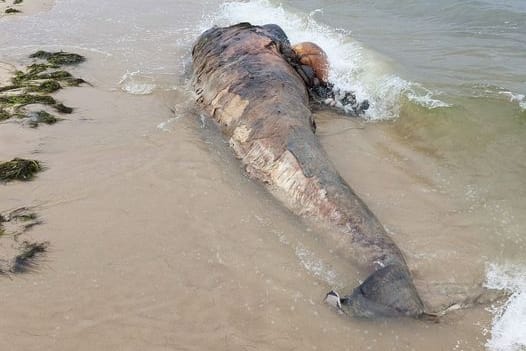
[191, 22, 427, 318]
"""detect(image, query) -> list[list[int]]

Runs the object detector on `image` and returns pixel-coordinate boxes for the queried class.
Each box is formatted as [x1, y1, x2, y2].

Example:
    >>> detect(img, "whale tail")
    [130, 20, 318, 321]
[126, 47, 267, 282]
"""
[332, 264, 426, 318]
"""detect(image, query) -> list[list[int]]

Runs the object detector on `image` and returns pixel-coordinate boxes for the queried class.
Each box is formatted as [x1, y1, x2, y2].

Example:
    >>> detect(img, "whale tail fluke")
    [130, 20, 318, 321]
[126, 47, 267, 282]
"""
[327, 264, 426, 318]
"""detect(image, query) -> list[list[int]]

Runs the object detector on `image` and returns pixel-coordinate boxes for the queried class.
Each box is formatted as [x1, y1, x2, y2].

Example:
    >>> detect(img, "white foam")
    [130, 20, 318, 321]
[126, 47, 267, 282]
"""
[118, 70, 156, 95]
[157, 117, 180, 132]
[499, 91, 526, 111]
[406, 83, 452, 109]
[295, 244, 337, 286]
[485, 263, 526, 351]
[208, 0, 449, 120]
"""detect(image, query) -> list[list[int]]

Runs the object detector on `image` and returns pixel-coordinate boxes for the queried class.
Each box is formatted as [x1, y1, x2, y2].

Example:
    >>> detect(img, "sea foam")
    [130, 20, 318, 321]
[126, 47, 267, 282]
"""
[485, 263, 526, 351]
[206, 0, 449, 120]
[499, 91, 526, 111]
[295, 244, 338, 286]
[118, 70, 156, 95]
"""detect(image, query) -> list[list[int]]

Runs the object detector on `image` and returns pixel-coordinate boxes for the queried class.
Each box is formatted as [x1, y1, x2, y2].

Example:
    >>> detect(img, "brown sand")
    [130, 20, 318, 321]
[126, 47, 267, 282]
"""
[0, 8, 496, 346]
[0, 67, 494, 350]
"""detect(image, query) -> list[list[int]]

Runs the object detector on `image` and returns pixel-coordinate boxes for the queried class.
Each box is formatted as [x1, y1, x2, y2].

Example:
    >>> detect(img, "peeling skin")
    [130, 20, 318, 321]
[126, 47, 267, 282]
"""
[192, 23, 427, 318]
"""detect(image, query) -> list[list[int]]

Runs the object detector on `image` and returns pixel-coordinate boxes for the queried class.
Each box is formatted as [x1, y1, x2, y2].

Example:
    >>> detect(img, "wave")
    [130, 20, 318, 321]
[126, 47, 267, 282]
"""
[118, 70, 156, 95]
[499, 91, 526, 111]
[469, 83, 526, 111]
[203, 0, 450, 120]
[485, 263, 526, 351]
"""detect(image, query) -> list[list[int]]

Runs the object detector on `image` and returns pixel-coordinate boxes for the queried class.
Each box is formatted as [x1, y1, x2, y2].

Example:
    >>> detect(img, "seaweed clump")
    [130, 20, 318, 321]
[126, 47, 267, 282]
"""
[0, 93, 56, 106]
[4, 7, 21, 14]
[0, 51, 87, 125]
[0, 108, 10, 121]
[1, 207, 42, 232]
[0, 241, 48, 275]
[6, 208, 38, 223]
[54, 103, 73, 113]
[26, 110, 60, 127]
[29, 80, 62, 93]
[30, 51, 86, 66]
[0, 158, 42, 182]
[10, 241, 48, 273]
[0, 208, 48, 276]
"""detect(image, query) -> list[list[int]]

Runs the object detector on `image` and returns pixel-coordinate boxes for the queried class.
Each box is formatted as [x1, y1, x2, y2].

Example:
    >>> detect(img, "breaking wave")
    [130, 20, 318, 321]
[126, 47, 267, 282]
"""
[485, 263, 526, 351]
[204, 0, 450, 120]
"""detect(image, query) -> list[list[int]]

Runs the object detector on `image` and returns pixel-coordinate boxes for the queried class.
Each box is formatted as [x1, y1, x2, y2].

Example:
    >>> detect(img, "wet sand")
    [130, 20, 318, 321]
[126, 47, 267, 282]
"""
[0, 62, 13, 85]
[1, 66, 495, 350]
[0, 0, 54, 19]
[0, 2, 502, 349]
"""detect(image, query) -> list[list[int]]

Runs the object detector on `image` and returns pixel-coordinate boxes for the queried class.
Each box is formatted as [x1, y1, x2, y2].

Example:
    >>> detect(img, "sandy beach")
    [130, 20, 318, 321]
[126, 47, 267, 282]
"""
[0, 63, 494, 350]
[1, 0, 524, 350]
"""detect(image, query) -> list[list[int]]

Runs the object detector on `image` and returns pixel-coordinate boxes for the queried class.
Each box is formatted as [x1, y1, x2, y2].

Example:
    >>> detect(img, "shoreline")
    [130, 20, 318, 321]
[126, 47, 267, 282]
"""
[0, 50, 495, 349]
[0, 0, 55, 19]
[0, 1, 516, 349]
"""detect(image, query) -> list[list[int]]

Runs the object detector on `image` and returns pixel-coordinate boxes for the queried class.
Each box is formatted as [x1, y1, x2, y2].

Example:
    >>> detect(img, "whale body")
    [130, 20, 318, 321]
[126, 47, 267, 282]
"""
[191, 23, 426, 318]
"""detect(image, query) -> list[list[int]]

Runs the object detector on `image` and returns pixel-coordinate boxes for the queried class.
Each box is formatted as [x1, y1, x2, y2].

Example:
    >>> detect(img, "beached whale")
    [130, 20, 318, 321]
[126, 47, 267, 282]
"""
[191, 22, 427, 318]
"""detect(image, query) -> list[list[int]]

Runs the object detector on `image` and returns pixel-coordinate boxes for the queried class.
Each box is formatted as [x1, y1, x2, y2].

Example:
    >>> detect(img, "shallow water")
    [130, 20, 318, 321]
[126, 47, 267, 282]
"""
[0, 0, 525, 350]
